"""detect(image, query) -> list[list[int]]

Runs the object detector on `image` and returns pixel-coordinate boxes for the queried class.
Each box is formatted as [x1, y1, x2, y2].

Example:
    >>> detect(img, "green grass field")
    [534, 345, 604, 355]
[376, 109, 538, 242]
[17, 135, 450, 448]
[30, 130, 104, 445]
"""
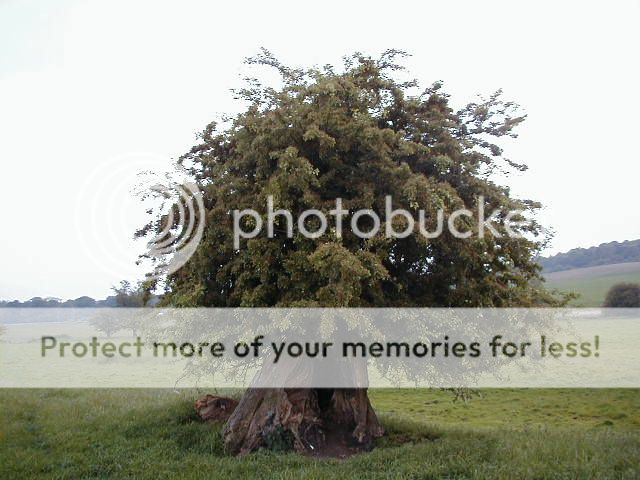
[1, 389, 638, 479]
[544, 262, 640, 307]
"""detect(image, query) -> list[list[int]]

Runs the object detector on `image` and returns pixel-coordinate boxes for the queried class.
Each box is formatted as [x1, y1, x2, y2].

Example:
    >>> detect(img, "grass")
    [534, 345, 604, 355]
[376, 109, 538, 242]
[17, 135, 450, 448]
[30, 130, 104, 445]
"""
[544, 262, 640, 307]
[1, 389, 639, 479]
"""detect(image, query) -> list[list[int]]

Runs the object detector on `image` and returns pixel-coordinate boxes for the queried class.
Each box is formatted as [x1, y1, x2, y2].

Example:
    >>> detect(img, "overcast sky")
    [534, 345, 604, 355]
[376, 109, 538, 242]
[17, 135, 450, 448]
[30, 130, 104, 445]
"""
[1, 0, 639, 301]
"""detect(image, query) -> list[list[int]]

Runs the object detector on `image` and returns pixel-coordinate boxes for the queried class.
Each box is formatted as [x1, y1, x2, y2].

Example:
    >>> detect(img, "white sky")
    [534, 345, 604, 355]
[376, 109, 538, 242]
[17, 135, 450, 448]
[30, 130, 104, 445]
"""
[1, 0, 639, 301]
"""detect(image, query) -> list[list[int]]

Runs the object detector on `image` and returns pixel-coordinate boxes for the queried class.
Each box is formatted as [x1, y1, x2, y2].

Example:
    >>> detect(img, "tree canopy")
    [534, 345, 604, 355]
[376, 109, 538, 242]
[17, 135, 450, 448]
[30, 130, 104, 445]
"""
[152, 50, 562, 308]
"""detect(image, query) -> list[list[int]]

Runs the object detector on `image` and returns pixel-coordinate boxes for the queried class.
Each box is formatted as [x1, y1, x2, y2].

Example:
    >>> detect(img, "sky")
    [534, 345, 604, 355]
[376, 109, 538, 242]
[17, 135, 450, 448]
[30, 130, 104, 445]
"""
[1, 0, 639, 301]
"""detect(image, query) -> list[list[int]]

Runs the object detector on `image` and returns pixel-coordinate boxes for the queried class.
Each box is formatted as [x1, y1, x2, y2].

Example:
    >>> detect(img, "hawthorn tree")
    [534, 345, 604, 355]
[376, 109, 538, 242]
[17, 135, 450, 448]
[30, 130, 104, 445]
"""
[146, 50, 563, 454]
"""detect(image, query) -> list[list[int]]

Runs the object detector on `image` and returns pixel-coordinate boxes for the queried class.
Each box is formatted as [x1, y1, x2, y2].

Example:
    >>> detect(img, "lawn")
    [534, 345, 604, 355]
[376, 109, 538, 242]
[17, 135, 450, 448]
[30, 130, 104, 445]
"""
[1, 389, 638, 479]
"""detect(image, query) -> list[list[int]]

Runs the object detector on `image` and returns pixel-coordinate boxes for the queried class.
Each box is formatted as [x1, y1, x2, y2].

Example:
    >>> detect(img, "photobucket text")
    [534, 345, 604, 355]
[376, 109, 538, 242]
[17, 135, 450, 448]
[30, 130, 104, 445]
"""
[233, 195, 527, 249]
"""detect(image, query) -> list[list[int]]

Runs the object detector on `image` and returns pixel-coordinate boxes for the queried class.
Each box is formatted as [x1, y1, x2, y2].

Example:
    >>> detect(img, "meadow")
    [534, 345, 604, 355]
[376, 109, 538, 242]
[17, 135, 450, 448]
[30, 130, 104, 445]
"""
[1, 389, 638, 479]
[544, 262, 640, 307]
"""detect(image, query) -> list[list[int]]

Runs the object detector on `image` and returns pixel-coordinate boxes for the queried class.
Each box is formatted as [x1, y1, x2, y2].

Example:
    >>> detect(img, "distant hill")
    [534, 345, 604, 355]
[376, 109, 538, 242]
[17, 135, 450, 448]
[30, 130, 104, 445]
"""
[544, 262, 640, 307]
[0, 295, 118, 308]
[0, 295, 160, 308]
[539, 239, 640, 273]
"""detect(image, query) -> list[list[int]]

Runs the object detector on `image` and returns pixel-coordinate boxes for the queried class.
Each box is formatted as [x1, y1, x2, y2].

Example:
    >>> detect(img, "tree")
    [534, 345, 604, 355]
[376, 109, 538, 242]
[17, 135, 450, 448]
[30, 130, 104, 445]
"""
[68, 296, 97, 308]
[604, 282, 640, 307]
[88, 281, 151, 336]
[112, 280, 146, 308]
[143, 50, 563, 455]
[111, 280, 153, 335]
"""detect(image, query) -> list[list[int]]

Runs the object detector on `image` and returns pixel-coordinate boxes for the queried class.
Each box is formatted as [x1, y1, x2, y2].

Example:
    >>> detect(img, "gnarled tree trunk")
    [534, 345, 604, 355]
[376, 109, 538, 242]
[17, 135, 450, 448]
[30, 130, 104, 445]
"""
[223, 343, 383, 455]
[223, 387, 383, 456]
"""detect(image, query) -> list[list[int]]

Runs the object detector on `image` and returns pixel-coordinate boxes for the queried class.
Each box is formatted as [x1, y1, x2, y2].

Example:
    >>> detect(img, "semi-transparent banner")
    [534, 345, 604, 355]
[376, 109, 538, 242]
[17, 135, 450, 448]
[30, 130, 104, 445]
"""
[0, 308, 637, 388]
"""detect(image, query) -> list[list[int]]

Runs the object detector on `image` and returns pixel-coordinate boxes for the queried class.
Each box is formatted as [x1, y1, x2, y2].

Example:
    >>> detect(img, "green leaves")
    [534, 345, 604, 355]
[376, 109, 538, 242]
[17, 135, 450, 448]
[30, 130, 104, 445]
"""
[157, 51, 562, 308]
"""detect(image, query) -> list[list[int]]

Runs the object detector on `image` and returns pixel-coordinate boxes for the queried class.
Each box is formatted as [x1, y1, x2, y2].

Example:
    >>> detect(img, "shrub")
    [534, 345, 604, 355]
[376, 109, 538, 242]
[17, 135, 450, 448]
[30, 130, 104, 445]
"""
[603, 282, 640, 307]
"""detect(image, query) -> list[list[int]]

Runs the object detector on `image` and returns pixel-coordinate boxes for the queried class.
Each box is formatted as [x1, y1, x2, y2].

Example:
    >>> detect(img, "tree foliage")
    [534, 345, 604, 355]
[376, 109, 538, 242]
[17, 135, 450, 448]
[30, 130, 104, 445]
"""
[154, 50, 562, 308]
[604, 282, 640, 308]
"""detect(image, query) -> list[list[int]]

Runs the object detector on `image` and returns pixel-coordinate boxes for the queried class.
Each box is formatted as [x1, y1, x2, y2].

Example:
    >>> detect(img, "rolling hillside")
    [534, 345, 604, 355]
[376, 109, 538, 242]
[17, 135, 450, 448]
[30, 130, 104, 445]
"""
[544, 262, 640, 307]
[540, 240, 640, 273]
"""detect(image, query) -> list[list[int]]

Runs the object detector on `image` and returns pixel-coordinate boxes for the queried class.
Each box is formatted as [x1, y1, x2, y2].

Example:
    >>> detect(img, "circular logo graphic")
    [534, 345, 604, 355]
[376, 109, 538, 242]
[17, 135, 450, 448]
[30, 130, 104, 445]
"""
[75, 153, 205, 282]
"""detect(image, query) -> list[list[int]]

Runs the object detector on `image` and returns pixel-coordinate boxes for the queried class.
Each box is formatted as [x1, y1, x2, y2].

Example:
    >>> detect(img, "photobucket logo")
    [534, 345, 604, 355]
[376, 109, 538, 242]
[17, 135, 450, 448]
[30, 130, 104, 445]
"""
[75, 153, 205, 281]
[143, 180, 205, 279]
[233, 196, 527, 249]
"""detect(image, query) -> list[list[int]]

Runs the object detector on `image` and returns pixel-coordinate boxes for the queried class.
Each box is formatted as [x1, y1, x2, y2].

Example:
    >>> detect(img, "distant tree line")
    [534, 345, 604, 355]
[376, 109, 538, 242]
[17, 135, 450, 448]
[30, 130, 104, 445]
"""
[539, 240, 640, 273]
[0, 281, 159, 308]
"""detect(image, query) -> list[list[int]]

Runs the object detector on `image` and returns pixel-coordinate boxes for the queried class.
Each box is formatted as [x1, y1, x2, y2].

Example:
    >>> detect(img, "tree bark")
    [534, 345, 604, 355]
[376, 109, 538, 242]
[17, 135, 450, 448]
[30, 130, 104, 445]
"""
[223, 387, 383, 455]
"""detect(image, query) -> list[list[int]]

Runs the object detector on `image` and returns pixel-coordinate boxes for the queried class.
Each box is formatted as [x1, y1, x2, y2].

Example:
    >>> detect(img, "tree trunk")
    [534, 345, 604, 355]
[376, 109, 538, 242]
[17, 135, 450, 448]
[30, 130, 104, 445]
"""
[223, 343, 383, 455]
[223, 387, 383, 455]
